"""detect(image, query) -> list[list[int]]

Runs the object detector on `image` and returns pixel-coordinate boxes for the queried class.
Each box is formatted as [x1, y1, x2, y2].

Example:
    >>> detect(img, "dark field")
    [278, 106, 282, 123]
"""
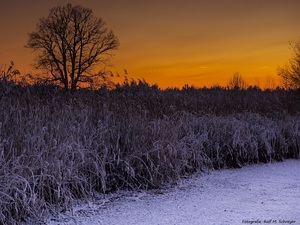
[0, 82, 300, 224]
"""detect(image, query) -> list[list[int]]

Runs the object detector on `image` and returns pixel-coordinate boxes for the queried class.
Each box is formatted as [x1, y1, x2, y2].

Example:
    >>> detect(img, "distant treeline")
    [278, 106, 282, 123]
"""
[2, 78, 300, 116]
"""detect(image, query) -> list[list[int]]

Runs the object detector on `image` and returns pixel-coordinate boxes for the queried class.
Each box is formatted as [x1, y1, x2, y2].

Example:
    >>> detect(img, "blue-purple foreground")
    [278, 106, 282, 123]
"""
[46, 160, 300, 225]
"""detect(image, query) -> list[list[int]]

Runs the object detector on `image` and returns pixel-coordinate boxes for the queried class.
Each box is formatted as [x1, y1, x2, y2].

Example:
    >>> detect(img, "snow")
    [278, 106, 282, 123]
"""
[47, 160, 300, 225]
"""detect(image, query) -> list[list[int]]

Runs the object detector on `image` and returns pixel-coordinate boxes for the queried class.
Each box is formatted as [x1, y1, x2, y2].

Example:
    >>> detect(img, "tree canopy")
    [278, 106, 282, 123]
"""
[277, 40, 300, 89]
[227, 72, 247, 90]
[26, 4, 119, 92]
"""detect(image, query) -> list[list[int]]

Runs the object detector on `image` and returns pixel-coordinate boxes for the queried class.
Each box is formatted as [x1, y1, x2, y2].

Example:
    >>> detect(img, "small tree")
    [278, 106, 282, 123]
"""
[227, 72, 247, 90]
[277, 40, 300, 89]
[26, 4, 119, 92]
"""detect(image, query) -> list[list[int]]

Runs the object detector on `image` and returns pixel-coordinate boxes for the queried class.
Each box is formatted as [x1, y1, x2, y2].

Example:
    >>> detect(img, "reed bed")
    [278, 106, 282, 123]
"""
[0, 82, 299, 224]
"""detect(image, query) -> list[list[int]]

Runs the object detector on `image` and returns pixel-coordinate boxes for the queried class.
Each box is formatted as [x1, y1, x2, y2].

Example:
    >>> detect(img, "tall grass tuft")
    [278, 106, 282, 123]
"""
[0, 83, 299, 224]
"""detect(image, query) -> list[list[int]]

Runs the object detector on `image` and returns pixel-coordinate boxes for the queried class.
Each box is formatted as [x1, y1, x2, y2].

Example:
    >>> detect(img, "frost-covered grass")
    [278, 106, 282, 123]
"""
[0, 83, 300, 224]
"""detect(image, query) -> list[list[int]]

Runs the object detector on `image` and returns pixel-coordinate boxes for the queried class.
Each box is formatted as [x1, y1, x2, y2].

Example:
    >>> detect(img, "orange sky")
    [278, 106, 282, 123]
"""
[1, 0, 300, 88]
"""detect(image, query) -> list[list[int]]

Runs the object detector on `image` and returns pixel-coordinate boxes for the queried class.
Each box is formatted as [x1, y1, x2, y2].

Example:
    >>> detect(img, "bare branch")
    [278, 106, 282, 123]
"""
[26, 3, 119, 92]
[277, 40, 300, 89]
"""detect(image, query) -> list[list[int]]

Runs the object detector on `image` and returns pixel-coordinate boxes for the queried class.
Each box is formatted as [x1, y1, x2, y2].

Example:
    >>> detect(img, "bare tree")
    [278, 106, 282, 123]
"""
[277, 40, 300, 89]
[26, 4, 119, 92]
[227, 72, 247, 90]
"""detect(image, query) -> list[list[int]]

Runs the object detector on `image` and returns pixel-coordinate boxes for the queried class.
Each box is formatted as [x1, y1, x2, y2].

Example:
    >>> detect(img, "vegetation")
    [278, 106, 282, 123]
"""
[1, 5, 300, 222]
[0, 61, 20, 83]
[227, 72, 247, 90]
[0, 79, 299, 224]
[277, 39, 300, 89]
[26, 4, 119, 93]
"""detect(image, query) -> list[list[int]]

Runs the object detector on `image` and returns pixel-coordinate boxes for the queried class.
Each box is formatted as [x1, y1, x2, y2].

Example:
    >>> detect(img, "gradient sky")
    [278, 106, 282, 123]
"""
[1, 0, 300, 88]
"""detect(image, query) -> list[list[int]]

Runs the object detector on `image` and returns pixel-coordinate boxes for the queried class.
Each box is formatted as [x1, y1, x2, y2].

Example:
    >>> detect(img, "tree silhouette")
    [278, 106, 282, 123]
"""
[277, 40, 300, 89]
[26, 4, 119, 92]
[227, 72, 247, 90]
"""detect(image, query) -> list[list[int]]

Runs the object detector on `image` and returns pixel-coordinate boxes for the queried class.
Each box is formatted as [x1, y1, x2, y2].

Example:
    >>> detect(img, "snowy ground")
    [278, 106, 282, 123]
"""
[47, 160, 300, 225]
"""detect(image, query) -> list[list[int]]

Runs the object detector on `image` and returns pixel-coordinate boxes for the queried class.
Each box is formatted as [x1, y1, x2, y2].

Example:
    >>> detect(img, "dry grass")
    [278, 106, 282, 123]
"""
[0, 82, 299, 224]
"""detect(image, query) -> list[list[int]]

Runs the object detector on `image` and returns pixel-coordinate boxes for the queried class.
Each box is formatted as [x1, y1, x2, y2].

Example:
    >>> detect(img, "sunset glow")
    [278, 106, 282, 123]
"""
[1, 0, 300, 88]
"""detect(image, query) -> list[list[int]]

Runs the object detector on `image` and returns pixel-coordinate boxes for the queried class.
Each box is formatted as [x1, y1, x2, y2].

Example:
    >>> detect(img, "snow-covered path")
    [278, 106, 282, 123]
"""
[48, 160, 300, 225]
